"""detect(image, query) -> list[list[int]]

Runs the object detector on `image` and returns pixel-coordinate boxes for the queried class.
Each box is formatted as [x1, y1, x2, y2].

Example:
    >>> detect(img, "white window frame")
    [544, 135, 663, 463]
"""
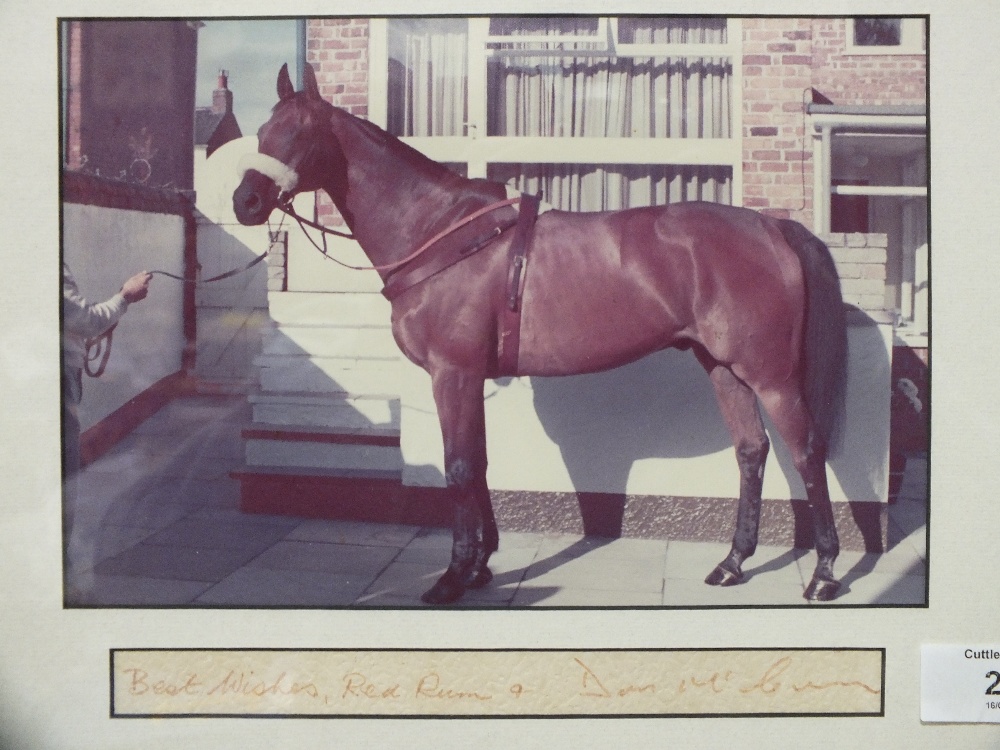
[810, 114, 928, 337]
[844, 17, 926, 55]
[485, 17, 611, 48]
[369, 16, 743, 206]
[810, 113, 927, 235]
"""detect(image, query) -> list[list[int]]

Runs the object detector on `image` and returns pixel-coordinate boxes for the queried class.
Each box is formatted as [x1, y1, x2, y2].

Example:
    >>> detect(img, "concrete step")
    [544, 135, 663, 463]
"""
[248, 391, 399, 430]
[255, 355, 401, 396]
[262, 324, 400, 360]
[244, 431, 404, 473]
[267, 291, 391, 327]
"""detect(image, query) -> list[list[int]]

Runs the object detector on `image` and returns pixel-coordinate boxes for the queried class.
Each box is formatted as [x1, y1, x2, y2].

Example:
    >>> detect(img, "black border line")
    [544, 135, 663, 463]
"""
[58, 13, 930, 614]
[109, 646, 886, 720]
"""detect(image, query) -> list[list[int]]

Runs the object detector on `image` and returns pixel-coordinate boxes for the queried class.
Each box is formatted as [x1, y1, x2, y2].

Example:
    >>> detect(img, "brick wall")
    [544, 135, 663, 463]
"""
[65, 21, 84, 170]
[266, 231, 288, 292]
[742, 17, 926, 225]
[823, 232, 889, 315]
[307, 18, 370, 226]
[810, 18, 926, 105]
[742, 18, 815, 226]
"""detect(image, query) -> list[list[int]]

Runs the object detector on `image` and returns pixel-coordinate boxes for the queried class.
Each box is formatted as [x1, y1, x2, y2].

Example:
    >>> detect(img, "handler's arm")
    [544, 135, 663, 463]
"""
[62, 266, 151, 339]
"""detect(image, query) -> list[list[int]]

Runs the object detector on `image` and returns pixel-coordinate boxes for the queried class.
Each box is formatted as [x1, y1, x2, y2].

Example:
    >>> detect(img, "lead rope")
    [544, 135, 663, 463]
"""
[84, 324, 115, 378]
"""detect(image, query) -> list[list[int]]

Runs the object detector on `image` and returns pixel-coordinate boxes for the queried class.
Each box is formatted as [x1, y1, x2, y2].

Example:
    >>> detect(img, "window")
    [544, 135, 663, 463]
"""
[813, 116, 927, 336]
[845, 17, 925, 55]
[370, 16, 742, 212]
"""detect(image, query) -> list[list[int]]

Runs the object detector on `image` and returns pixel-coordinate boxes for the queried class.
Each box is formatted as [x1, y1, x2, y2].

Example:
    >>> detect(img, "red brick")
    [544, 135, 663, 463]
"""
[749, 29, 782, 42]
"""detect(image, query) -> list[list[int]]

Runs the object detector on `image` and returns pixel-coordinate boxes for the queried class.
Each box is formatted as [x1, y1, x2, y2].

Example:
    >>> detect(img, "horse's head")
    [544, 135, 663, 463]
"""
[233, 63, 344, 225]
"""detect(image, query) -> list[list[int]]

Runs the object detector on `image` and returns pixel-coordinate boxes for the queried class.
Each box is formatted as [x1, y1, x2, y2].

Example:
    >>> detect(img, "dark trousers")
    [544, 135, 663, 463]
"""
[62, 363, 82, 552]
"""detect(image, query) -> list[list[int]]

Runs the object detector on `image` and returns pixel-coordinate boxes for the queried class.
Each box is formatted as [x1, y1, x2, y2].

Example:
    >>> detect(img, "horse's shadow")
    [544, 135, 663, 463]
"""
[528, 347, 732, 527]
[494, 312, 892, 550]
[483, 540, 809, 605]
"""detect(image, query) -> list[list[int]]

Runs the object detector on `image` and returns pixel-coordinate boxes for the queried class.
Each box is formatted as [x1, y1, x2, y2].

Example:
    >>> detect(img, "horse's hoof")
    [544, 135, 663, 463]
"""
[804, 576, 840, 601]
[420, 570, 466, 605]
[705, 564, 743, 587]
[463, 565, 493, 589]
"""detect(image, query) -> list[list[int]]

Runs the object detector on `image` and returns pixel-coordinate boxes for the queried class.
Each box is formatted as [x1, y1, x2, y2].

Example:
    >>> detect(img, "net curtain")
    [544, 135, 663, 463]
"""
[388, 17, 733, 211]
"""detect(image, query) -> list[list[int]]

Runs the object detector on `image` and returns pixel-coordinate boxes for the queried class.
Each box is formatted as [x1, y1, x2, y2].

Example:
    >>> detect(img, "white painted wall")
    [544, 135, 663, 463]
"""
[193, 137, 324, 386]
[401, 320, 893, 504]
[62, 203, 185, 431]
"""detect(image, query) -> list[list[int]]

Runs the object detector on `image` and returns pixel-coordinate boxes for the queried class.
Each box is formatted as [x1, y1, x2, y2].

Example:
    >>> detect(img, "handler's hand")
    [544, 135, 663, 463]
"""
[121, 271, 153, 303]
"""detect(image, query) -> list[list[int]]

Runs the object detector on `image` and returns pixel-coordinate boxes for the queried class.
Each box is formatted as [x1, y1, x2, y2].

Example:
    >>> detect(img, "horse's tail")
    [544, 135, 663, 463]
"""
[778, 220, 849, 456]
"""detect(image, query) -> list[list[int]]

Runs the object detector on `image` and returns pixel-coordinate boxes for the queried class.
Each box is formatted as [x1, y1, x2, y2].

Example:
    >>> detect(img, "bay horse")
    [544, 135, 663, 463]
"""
[234, 63, 849, 604]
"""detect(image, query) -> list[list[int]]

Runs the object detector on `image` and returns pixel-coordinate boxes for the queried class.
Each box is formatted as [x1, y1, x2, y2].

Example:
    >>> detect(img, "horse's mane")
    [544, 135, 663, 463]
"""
[332, 106, 456, 182]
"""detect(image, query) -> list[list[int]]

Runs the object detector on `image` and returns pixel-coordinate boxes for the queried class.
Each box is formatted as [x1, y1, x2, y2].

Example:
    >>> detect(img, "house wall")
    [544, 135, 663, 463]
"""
[742, 18, 815, 226]
[810, 18, 927, 106]
[741, 17, 927, 224]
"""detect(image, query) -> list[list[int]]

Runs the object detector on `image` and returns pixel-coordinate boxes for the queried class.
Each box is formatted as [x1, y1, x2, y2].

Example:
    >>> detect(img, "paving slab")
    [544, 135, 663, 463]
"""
[286, 519, 421, 548]
[247, 540, 399, 576]
[195, 566, 372, 607]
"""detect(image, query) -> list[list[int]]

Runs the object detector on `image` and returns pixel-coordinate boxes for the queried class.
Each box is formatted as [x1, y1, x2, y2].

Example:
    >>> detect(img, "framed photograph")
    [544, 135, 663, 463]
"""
[1, 0, 996, 746]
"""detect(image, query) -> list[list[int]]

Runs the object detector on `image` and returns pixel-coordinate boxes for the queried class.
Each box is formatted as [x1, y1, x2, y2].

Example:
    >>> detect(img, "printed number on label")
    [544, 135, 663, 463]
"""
[986, 671, 1000, 696]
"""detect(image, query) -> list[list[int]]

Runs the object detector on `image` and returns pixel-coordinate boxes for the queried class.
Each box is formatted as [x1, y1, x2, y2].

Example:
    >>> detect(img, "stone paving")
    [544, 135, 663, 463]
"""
[64, 395, 928, 608]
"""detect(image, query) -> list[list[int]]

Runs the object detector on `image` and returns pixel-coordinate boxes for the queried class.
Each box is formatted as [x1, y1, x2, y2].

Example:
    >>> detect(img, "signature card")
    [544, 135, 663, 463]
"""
[112, 649, 884, 717]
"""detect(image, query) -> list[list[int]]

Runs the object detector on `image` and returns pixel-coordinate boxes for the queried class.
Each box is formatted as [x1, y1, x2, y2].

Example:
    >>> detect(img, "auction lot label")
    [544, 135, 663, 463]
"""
[922, 645, 1000, 723]
[111, 648, 883, 718]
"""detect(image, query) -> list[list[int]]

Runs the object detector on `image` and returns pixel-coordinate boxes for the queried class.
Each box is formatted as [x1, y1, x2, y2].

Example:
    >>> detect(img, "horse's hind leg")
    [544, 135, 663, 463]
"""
[421, 367, 494, 604]
[757, 384, 841, 601]
[698, 355, 770, 587]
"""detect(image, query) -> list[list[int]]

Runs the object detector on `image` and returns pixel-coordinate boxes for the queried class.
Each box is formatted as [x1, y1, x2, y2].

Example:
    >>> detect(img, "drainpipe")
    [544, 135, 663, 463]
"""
[819, 123, 832, 234]
[296, 18, 308, 88]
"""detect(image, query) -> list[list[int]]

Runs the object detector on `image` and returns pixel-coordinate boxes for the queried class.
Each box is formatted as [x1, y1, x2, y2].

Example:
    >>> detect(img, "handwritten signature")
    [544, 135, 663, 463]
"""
[575, 656, 881, 699]
[117, 654, 879, 711]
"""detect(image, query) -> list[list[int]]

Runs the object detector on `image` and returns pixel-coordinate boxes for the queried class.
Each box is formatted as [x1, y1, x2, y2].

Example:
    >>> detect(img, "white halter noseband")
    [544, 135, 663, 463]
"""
[238, 153, 299, 193]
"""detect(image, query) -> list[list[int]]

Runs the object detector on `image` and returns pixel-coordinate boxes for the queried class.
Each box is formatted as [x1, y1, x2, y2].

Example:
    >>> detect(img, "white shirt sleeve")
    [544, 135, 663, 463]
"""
[62, 263, 129, 340]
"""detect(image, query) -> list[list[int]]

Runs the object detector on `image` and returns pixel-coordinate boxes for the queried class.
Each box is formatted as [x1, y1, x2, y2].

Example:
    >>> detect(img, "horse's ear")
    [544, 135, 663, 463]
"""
[277, 63, 295, 101]
[302, 63, 321, 101]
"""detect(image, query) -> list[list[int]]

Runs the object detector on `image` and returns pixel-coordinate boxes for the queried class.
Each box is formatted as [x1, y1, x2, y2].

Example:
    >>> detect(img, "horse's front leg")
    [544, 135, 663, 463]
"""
[420, 367, 494, 605]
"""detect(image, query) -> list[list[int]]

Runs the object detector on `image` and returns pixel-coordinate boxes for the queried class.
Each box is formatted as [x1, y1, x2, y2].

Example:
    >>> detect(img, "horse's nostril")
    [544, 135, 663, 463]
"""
[246, 193, 261, 212]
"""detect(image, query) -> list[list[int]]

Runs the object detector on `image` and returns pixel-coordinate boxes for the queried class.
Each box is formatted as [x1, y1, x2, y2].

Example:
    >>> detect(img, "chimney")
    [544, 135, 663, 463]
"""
[211, 69, 233, 115]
